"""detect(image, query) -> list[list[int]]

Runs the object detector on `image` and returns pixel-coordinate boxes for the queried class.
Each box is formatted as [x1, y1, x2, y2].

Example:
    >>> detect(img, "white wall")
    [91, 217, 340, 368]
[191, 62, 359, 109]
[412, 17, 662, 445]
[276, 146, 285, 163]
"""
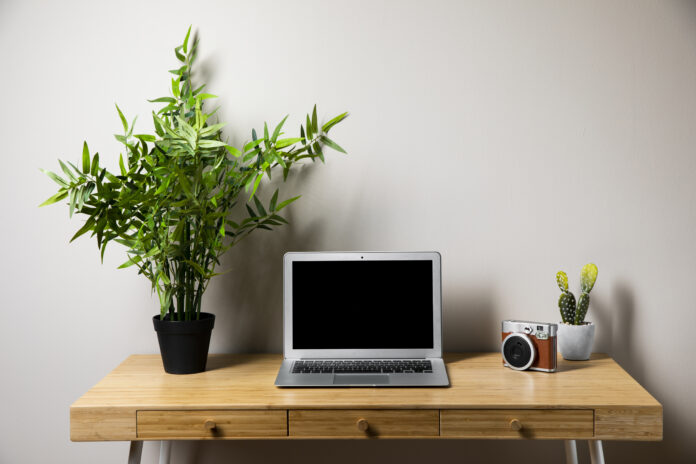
[2, 0, 695, 462]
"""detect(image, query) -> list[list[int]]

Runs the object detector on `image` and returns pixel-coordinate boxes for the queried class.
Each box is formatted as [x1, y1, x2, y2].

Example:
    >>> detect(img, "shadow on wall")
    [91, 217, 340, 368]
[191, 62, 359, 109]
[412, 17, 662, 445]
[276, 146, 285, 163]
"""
[592, 281, 639, 377]
[443, 287, 497, 352]
[204, 162, 364, 354]
[592, 282, 693, 462]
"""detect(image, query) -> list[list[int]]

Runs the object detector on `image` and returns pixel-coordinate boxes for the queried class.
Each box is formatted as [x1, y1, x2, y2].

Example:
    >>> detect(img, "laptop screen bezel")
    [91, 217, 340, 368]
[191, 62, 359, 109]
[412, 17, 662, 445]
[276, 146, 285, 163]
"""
[283, 251, 442, 359]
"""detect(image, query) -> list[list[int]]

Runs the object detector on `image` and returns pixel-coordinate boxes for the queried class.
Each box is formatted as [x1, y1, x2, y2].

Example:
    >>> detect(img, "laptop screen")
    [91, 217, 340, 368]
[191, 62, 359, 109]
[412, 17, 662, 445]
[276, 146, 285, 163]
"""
[292, 260, 434, 349]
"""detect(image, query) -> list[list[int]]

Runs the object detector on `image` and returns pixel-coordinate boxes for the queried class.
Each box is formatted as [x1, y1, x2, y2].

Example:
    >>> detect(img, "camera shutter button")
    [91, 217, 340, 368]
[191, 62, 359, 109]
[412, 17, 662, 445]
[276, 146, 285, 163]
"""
[509, 419, 522, 431]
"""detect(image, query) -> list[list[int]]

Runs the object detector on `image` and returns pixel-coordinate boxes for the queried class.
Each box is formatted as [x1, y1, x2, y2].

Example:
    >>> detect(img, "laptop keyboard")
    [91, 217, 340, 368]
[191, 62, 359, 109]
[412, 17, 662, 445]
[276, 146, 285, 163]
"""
[292, 360, 433, 374]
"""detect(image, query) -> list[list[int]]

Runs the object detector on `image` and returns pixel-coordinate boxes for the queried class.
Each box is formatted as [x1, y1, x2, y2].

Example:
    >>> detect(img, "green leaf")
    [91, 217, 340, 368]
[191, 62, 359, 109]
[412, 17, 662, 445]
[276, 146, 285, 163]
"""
[175, 46, 185, 62]
[69, 189, 77, 217]
[253, 195, 267, 216]
[225, 145, 241, 158]
[128, 115, 137, 136]
[41, 169, 68, 188]
[199, 122, 226, 137]
[197, 93, 218, 101]
[177, 172, 193, 198]
[38, 190, 68, 207]
[322, 112, 348, 132]
[148, 97, 177, 104]
[275, 137, 303, 149]
[58, 160, 77, 182]
[320, 135, 346, 154]
[157, 104, 178, 115]
[305, 115, 314, 140]
[119, 154, 127, 176]
[311, 105, 318, 133]
[105, 171, 121, 183]
[70, 217, 96, 242]
[143, 247, 160, 259]
[82, 142, 90, 174]
[90, 153, 100, 176]
[152, 113, 164, 136]
[249, 174, 263, 199]
[135, 134, 156, 142]
[75, 185, 85, 212]
[272, 115, 289, 142]
[118, 255, 143, 269]
[243, 138, 265, 152]
[169, 65, 188, 76]
[313, 142, 325, 162]
[269, 189, 279, 211]
[183, 25, 192, 53]
[115, 104, 128, 132]
[172, 77, 180, 98]
[198, 139, 227, 148]
[245, 203, 257, 218]
[276, 195, 300, 211]
[271, 214, 289, 224]
[184, 259, 207, 277]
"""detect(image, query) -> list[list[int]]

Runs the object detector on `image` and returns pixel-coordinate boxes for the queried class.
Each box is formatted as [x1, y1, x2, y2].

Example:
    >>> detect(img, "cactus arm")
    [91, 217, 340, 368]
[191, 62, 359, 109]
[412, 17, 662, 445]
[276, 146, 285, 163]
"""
[558, 291, 576, 324]
[556, 271, 569, 292]
[580, 263, 598, 293]
[575, 292, 590, 324]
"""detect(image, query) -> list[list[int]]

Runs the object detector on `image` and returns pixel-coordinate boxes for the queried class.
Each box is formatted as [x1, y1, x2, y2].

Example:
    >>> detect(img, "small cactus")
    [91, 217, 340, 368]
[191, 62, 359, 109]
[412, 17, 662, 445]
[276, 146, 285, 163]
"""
[556, 271, 569, 292]
[575, 292, 590, 324]
[580, 263, 598, 293]
[558, 291, 576, 324]
[556, 264, 598, 325]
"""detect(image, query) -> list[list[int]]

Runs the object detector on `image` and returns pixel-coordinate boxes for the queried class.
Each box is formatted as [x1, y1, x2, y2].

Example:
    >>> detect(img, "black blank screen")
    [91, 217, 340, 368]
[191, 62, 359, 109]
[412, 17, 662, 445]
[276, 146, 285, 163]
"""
[292, 260, 434, 349]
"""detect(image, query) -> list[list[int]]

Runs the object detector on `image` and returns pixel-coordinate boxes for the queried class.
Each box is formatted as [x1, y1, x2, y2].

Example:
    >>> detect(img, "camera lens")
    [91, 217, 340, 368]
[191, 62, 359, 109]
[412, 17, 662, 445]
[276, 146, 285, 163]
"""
[502, 333, 535, 370]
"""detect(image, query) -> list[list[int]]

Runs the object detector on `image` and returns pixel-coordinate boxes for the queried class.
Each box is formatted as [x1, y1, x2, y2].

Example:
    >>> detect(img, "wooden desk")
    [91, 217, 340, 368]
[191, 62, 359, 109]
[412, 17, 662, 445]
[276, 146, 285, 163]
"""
[71, 353, 662, 463]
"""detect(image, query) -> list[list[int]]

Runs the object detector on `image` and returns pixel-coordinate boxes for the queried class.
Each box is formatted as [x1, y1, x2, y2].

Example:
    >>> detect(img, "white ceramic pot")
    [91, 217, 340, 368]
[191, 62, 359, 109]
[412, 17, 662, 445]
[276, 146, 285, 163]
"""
[558, 322, 595, 361]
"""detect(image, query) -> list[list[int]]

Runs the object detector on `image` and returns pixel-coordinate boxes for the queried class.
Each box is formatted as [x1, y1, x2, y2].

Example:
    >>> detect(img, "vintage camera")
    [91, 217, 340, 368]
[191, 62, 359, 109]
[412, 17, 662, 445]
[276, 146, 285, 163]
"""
[502, 320, 557, 372]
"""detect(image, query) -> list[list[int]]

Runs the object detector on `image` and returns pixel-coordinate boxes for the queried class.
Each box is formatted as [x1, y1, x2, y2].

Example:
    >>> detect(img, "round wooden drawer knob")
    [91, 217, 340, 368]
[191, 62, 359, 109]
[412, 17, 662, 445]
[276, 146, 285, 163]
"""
[357, 418, 369, 432]
[509, 419, 522, 431]
[204, 420, 217, 431]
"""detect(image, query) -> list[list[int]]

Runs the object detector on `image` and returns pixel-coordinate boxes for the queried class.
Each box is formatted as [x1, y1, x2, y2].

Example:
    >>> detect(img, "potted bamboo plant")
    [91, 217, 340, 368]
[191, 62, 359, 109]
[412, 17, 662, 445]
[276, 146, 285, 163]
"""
[40, 28, 348, 374]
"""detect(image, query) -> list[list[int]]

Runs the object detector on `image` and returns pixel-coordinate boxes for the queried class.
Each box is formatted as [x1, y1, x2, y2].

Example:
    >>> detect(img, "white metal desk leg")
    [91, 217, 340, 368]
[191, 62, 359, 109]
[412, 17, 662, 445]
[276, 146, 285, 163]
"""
[589, 440, 605, 464]
[127, 441, 143, 464]
[159, 440, 172, 464]
[564, 440, 578, 464]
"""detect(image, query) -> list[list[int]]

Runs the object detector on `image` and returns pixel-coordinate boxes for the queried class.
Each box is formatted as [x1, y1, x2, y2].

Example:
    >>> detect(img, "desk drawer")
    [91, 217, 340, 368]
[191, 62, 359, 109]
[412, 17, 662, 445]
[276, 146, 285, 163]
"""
[441, 409, 594, 439]
[137, 410, 287, 439]
[289, 410, 439, 438]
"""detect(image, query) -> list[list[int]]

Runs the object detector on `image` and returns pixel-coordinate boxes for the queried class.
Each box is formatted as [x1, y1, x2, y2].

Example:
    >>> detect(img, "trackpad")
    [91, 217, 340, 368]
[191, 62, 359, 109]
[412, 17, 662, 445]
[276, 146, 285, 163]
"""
[333, 374, 390, 385]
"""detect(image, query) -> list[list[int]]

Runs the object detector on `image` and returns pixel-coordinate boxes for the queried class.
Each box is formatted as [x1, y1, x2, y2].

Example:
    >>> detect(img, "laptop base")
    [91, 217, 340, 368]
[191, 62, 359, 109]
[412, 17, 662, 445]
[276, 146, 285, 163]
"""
[274, 358, 449, 387]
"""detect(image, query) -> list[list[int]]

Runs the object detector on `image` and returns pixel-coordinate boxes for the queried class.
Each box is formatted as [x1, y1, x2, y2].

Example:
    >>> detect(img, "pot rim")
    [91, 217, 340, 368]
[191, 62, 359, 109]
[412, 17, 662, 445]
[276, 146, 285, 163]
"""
[153, 312, 215, 334]
[558, 321, 594, 327]
[154, 311, 216, 322]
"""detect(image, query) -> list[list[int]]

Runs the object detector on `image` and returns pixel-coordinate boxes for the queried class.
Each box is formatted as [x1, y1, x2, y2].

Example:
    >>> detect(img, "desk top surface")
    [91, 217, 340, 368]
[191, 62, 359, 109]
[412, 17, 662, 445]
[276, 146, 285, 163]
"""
[72, 353, 660, 410]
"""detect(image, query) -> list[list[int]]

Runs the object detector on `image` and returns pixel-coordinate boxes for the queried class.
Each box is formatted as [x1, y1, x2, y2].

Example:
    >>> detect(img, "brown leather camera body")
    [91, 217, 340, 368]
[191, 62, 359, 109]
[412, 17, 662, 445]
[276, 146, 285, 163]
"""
[501, 321, 558, 372]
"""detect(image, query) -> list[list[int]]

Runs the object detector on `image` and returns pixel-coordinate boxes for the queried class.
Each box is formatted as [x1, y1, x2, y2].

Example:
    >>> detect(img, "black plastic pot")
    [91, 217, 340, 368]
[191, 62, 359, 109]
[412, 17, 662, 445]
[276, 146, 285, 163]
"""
[153, 312, 215, 374]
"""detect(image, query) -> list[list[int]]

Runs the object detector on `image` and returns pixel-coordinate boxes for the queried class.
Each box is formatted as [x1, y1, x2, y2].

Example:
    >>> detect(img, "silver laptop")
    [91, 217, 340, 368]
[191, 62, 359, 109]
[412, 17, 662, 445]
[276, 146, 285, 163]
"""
[274, 251, 449, 387]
